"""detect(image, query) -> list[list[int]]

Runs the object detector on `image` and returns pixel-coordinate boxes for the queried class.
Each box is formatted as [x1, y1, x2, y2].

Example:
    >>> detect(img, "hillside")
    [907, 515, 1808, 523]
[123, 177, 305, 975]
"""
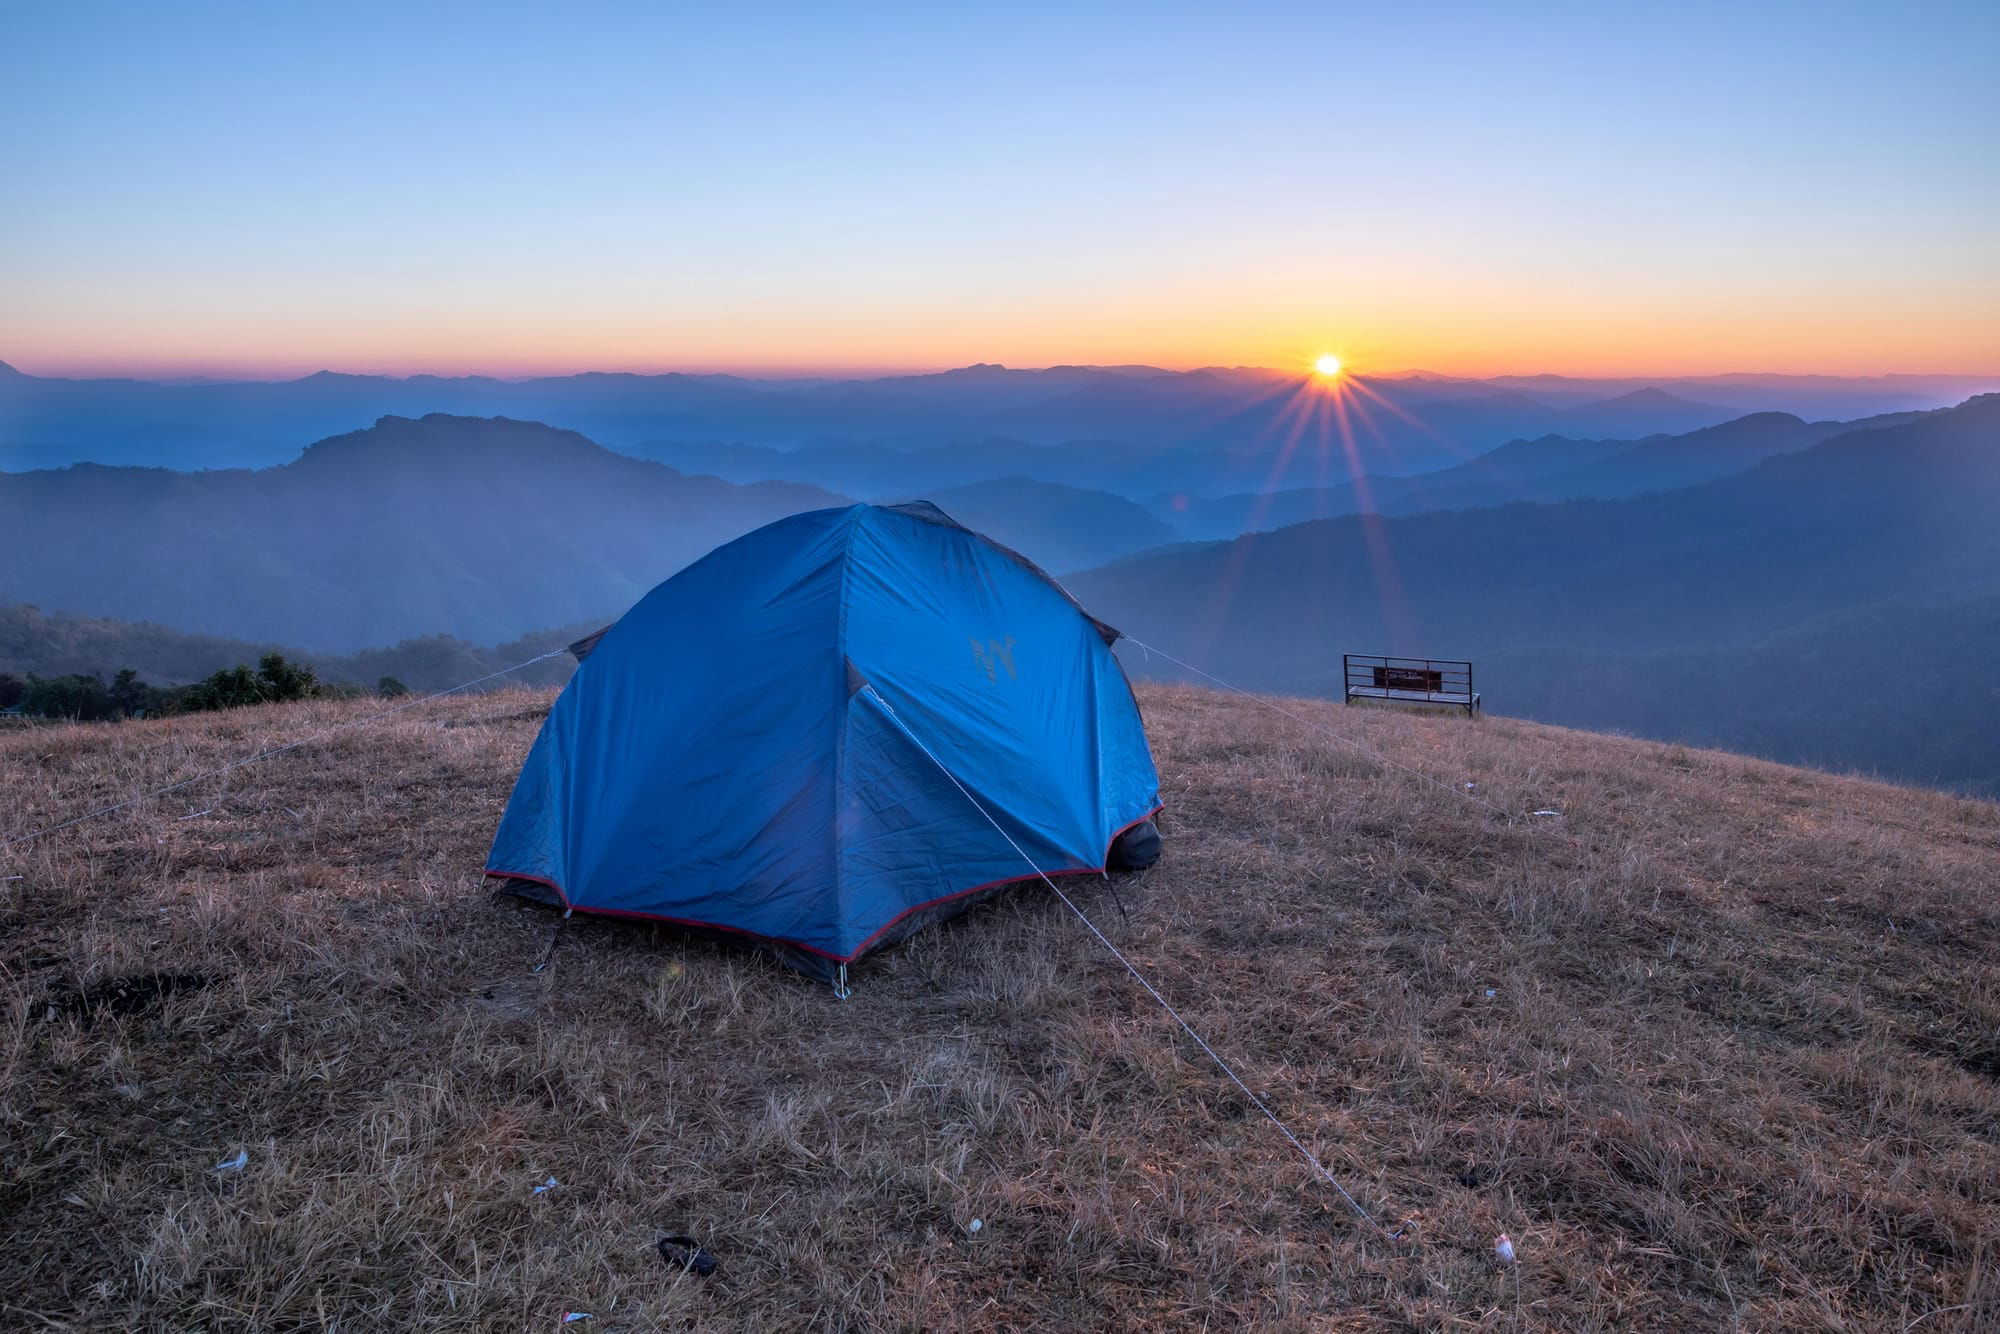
[1169, 411, 1894, 540]
[1075, 395, 2000, 787]
[891, 477, 1183, 571]
[3, 685, 1994, 1328]
[0, 415, 847, 650]
[0, 604, 586, 693]
[1484, 409, 1925, 508]
[629, 435, 1209, 499]
[1485, 370, 2000, 418]
[1555, 386, 1727, 437]
[1484, 593, 2000, 797]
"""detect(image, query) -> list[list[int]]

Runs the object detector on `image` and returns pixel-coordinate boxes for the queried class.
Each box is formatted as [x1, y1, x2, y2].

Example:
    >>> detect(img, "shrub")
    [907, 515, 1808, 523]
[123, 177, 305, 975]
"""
[257, 652, 318, 702]
[180, 653, 322, 713]
[20, 673, 115, 720]
[182, 664, 267, 712]
[108, 667, 164, 718]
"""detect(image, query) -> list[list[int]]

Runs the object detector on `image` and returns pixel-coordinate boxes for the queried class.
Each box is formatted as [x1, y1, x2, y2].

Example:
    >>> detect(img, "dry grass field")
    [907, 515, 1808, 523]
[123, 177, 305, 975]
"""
[3, 683, 1997, 1331]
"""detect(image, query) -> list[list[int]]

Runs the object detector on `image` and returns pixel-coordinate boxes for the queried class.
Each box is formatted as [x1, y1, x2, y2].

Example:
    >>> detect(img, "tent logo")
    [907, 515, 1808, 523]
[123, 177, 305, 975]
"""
[969, 635, 1018, 683]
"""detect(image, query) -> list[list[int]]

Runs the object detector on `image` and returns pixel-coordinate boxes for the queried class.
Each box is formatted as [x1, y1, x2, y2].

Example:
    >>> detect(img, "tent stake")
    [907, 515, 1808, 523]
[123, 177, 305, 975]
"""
[1103, 875, 1133, 931]
[532, 908, 572, 974]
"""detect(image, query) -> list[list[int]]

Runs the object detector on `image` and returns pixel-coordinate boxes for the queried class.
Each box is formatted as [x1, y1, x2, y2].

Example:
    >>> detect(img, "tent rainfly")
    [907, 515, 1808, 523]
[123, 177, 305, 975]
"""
[487, 502, 1162, 986]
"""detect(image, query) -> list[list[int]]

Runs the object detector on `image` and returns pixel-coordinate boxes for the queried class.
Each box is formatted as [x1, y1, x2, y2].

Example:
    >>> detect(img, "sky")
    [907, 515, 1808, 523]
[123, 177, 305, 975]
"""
[2, 1, 1996, 380]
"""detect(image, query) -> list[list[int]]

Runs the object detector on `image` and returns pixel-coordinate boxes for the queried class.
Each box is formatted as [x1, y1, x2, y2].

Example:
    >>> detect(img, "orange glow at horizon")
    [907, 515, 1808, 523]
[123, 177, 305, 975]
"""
[7, 288, 1998, 382]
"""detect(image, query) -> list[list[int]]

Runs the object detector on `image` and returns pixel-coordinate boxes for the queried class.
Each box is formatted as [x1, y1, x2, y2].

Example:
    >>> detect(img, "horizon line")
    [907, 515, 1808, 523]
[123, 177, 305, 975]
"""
[7, 357, 2000, 387]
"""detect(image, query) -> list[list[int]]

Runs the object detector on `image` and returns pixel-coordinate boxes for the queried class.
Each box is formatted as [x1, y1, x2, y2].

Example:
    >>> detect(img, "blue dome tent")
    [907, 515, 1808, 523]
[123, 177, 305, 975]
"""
[486, 502, 1162, 988]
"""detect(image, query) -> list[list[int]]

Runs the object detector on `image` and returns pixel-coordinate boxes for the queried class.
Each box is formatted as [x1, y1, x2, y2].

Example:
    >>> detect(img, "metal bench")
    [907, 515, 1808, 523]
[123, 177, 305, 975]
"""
[1342, 654, 1480, 717]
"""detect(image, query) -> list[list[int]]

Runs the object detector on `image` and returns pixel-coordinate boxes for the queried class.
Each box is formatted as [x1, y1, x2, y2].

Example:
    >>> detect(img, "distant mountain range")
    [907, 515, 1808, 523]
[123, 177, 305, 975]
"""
[1164, 409, 1928, 538]
[885, 478, 1182, 573]
[1069, 395, 2000, 790]
[0, 415, 845, 649]
[6, 383, 1999, 793]
[627, 434, 1208, 499]
[0, 415, 1190, 650]
[6, 356, 1993, 478]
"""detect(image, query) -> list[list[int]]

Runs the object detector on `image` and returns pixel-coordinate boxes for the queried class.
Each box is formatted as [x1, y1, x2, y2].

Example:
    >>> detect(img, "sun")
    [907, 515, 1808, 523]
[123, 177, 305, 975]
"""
[1314, 354, 1343, 377]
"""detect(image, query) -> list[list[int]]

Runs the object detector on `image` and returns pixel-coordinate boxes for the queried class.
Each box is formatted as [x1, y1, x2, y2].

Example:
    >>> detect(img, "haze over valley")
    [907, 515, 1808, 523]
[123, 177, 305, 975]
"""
[7, 366, 1998, 793]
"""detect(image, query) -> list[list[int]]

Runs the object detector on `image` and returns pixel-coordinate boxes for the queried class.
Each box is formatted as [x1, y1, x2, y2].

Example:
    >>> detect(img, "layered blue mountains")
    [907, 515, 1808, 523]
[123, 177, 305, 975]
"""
[4, 361, 1998, 793]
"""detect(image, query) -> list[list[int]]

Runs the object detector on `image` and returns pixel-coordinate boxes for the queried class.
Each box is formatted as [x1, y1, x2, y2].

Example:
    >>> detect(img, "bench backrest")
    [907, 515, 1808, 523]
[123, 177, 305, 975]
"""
[1345, 654, 1474, 699]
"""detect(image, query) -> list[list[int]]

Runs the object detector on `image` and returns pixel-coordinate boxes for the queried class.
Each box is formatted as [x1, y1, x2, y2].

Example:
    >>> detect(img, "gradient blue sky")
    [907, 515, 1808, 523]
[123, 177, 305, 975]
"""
[3, 1, 1995, 377]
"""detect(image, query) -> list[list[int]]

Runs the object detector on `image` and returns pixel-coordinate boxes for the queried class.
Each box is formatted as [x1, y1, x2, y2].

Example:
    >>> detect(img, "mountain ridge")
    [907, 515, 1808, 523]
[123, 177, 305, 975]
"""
[7, 358, 1994, 473]
[1071, 395, 2000, 789]
[0, 415, 851, 650]
[1160, 408, 1908, 538]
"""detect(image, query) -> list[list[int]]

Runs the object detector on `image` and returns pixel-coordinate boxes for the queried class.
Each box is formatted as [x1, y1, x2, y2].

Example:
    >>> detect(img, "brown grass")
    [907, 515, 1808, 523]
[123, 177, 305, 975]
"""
[2, 684, 1997, 1331]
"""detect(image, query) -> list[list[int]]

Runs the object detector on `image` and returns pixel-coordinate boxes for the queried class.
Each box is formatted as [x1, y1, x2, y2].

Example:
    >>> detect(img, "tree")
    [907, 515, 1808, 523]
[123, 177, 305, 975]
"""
[182, 664, 267, 712]
[21, 673, 114, 720]
[0, 673, 23, 710]
[377, 676, 411, 698]
[256, 652, 318, 702]
[179, 653, 324, 713]
[109, 667, 156, 717]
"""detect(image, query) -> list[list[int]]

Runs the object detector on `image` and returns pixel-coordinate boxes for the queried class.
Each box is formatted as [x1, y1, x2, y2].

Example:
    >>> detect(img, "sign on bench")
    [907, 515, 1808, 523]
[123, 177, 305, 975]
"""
[1343, 654, 1480, 717]
[1374, 665, 1443, 693]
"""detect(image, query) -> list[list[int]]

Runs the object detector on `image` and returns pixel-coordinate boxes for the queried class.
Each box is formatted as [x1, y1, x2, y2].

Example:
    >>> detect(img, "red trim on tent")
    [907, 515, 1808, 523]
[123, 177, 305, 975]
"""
[484, 804, 1163, 966]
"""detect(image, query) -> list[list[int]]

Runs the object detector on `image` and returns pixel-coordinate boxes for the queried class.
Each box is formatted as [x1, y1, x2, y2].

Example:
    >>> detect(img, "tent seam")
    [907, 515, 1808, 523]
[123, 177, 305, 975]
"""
[832, 507, 861, 959]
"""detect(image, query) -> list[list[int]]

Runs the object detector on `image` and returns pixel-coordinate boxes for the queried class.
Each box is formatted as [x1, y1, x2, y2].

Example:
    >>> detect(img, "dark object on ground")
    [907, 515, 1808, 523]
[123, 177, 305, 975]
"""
[46, 971, 212, 1022]
[657, 1234, 719, 1277]
[1107, 818, 1161, 870]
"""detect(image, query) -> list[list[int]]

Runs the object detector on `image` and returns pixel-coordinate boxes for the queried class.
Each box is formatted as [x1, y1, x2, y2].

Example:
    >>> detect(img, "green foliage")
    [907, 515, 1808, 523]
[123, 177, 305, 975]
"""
[181, 665, 265, 712]
[178, 653, 320, 714]
[377, 676, 411, 698]
[2, 604, 587, 702]
[108, 666, 163, 717]
[8, 665, 170, 720]
[0, 605, 292, 690]
[257, 652, 318, 702]
[20, 673, 115, 720]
